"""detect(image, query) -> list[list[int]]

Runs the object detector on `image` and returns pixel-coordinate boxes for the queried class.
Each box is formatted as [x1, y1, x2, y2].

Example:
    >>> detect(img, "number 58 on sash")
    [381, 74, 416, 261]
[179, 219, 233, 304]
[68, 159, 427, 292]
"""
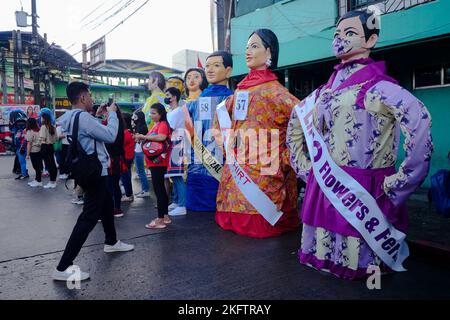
[199, 97, 212, 121]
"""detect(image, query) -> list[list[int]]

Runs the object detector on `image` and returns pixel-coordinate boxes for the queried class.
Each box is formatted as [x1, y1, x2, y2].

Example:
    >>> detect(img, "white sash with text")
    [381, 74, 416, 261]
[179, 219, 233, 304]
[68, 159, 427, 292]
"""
[295, 91, 409, 272]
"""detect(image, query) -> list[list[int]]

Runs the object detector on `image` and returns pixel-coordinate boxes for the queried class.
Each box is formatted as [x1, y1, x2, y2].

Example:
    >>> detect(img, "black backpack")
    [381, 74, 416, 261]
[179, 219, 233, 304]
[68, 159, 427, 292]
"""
[65, 111, 103, 189]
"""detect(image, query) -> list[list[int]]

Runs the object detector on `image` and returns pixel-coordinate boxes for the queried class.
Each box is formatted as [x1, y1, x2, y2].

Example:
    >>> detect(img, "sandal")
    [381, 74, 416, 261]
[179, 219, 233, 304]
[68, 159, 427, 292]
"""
[145, 220, 167, 229]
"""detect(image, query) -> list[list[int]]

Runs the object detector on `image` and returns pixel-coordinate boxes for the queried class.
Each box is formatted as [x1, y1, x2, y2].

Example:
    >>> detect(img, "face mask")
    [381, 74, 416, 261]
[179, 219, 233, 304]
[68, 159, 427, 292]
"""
[333, 36, 364, 58]
[164, 98, 172, 105]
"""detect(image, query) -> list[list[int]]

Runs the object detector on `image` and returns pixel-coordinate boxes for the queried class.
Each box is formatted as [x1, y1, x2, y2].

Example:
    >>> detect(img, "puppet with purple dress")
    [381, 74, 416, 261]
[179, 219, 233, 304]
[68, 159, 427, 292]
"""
[287, 8, 433, 280]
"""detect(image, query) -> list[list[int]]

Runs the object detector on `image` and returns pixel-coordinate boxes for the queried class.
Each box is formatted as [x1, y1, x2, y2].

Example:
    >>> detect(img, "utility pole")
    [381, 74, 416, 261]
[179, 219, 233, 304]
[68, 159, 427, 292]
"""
[82, 44, 89, 83]
[31, 0, 41, 106]
[0, 48, 8, 104]
[13, 30, 19, 104]
[216, 0, 225, 51]
[17, 30, 25, 104]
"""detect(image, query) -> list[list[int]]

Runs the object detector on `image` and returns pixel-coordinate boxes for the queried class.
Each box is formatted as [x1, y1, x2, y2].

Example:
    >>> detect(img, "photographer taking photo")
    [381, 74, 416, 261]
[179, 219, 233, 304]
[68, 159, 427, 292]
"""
[53, 82, 134, 282]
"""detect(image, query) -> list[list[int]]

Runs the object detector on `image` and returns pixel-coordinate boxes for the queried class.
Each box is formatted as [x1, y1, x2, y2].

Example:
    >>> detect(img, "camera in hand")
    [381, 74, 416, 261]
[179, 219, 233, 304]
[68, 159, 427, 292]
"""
[107, 94, 115, 106]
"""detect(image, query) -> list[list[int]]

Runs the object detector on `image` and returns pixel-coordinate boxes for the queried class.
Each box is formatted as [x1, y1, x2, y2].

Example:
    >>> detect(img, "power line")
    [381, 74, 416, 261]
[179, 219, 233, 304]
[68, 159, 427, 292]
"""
[103, 0, 151, 38]
[64, 42, 78, 51]
[70, 0, 151, 58]
[90, 0, 138, 30]
[82, 0, 128, 29]
[80, 0, 109, 22]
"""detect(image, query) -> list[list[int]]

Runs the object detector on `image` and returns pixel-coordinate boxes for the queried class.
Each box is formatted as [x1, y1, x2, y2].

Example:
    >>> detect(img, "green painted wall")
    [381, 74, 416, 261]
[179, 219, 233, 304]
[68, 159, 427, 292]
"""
[54, 82, 149, 105]
[412, 86, 450, 187]
[54, 82, 67, 97]
[231, 0, 450, 76]
[231, 0, 338, 76]
[89, 87, 148, 105]
[230, 0, 450, 187]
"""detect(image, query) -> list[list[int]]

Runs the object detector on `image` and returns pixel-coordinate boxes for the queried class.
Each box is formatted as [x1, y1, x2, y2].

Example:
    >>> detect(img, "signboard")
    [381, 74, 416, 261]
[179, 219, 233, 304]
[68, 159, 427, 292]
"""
[0, 105, 40, 126]
[0, 93, 34, 105]
[89, 36, 106, 69]
[6, 77, 34, 90]
[55, 97, 72, 110]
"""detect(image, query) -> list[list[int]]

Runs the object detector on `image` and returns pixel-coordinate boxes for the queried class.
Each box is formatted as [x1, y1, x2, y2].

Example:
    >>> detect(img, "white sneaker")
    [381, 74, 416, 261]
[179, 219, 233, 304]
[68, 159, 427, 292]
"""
[44, 182, 57, 189]
[135, 191, 150, 198]
[28, 180, 43, 188]
[168, 203, 178, 211]
[52, 267, 90, 282]
[58, 174, 69, 180]
[104, 240, 135, 253]
[71, 197, 84, 205]
[121, 195, 134, 202]
[169, 206, 187, 217]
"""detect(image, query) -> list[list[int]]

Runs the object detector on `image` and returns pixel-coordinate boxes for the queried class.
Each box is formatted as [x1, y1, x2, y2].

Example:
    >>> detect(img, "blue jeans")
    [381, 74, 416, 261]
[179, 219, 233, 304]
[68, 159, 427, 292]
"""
[120, 159, 134, 197]
[16, 150, 27, 176]
[172, 176, 186, 207]
[171, 185, 178, 205]
[135, 152, 149, 193]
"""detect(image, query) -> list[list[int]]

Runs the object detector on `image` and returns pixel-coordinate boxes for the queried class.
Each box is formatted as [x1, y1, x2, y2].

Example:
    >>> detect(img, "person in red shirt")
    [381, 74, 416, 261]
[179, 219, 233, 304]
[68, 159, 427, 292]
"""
[135, 103, 172, 229]
[121, 113, 136, 202]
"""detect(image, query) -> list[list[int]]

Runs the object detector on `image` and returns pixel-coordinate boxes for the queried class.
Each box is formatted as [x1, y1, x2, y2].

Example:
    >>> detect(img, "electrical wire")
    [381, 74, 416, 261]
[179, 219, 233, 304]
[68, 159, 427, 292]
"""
[70, 0, 150, 58]
[90, 0, 138, 31]
[80, 0, 109, 22]
[102, 0, 151, 38]
[81, 0, 128, 29]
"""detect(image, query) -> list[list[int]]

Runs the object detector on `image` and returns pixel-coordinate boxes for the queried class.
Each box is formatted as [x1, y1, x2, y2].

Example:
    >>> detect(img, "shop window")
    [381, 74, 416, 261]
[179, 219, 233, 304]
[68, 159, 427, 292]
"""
[444, 65, 450, 85]
[348, 0, 383, 11]
[414, 65, 442, 88]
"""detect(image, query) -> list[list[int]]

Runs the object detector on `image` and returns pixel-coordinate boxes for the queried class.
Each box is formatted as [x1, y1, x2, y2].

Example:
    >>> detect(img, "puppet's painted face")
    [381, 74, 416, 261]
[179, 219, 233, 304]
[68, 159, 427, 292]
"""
[205, 56, 232, 85]
[246, 33, 271, 70]
[186, 71, 203, 93]
[333, 16, 375, 60]
[167, 78, 184, 93]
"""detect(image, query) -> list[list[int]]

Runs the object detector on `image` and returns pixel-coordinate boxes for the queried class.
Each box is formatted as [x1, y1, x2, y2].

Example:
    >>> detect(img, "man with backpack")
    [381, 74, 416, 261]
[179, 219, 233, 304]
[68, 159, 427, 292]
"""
[52, 82, 134, 282]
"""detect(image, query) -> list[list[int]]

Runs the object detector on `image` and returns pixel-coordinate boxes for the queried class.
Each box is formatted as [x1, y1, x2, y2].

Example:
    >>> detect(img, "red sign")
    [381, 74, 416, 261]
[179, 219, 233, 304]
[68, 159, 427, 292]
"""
[0, 93, 35, 105]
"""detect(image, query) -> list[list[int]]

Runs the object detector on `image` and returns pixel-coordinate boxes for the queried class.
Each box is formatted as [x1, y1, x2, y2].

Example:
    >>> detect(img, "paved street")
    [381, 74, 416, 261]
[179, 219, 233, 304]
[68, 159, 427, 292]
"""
[0, 155, 449, 300]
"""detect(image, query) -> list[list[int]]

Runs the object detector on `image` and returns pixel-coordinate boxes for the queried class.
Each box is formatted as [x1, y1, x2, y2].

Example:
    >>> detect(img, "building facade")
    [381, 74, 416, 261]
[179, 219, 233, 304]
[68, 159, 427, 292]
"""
[172, 49, 211, 72]
[54, 59, 183, 115]
[0, 32, 183, 115]
[228, 0, 450, 186]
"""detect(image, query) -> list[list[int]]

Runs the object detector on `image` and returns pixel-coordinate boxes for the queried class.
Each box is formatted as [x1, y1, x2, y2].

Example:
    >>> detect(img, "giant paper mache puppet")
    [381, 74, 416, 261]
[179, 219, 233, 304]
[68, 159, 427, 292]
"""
[286, 8, 433, 280]
[214, 30, 300, 238]
[185, 51, 234, 212]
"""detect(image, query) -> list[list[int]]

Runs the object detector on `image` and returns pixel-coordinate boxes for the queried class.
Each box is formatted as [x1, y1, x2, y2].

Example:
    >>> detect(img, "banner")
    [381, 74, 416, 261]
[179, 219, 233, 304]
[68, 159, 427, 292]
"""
[295, 91, 409, 272]
[0, 105, 40, 126]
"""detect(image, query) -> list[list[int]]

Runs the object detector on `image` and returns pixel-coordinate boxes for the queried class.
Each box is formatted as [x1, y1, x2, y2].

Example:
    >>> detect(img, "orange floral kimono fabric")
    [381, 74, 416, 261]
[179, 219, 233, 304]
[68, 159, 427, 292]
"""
[215, 78, 300, 238]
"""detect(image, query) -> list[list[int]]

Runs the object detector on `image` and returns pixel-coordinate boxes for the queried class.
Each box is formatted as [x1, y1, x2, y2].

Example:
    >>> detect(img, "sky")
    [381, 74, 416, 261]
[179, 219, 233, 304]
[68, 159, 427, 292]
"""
[0, 0, 214, 68]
